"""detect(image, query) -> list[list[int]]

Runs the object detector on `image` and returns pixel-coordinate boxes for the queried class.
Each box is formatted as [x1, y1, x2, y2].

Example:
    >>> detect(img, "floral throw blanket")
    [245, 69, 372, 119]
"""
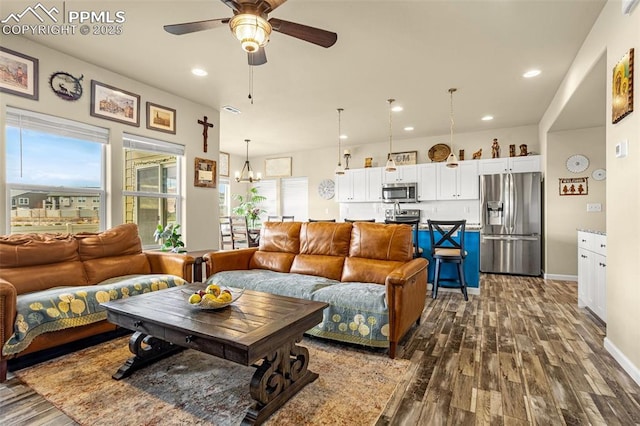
[2, 274, 186, 356]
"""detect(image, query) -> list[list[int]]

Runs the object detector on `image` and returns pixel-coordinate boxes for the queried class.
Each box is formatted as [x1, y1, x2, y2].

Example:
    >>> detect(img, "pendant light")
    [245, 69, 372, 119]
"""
[235, 139, 262, 183]
[385, 98, 397, 172]
[446, 88, 459, 169]
[335, 108, 345, 175]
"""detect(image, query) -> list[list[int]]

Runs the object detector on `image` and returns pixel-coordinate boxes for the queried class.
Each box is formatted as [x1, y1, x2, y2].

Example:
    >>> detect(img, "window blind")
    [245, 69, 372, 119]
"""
[281, 177, 308, 221]
[123, 133, 184, 155]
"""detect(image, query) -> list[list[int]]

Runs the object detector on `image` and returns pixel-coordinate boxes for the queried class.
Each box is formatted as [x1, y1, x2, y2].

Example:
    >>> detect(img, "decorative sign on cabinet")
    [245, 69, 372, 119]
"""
[577, 231, 606, 322]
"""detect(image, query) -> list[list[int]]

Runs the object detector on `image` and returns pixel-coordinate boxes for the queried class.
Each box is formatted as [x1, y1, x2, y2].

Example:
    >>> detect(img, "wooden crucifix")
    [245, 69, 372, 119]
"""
[197, 116, 214, 153]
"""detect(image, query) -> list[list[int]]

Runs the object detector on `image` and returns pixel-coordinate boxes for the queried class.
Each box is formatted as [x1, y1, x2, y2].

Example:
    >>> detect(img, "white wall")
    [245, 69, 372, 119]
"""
[539, 0, 640, 384]
[546, 126, 606, 276]
[0, 37, 221, 251]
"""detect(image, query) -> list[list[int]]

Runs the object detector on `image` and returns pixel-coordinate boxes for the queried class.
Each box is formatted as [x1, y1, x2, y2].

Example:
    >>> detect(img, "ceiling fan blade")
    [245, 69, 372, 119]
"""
[219, 0, 242, 12]
[269, 18, 337, 48]
[248, 47, 267, 66]
[164, 18, 230, 35]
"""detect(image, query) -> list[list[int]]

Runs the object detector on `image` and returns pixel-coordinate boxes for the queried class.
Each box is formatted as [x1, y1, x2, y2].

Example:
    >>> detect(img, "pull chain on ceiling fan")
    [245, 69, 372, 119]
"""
[164, 0, 338, 66]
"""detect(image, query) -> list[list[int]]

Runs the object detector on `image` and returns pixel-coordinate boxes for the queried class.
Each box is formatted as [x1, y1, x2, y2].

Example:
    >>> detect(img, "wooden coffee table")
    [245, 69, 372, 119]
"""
[102, 284, 328, 425]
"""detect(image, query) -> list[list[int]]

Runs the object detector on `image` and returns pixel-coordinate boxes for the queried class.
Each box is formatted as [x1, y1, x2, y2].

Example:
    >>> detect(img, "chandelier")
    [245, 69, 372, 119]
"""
[235, 139, 262, 183]
[335, 108, 345, 175]
[446, 88, 459, 169]
[385, 98, 397, 172]
[230, 14, 272, 53]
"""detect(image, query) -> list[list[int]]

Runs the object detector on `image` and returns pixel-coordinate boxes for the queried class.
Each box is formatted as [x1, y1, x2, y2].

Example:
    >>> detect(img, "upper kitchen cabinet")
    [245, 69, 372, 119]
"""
[417, 163, 437, 201]
[336, 169, 367, 202]
[478, 155, 542, 175]
[436, 160, 479, 200]
[382, 165, 418, 184]
[366, 167, 383, 202]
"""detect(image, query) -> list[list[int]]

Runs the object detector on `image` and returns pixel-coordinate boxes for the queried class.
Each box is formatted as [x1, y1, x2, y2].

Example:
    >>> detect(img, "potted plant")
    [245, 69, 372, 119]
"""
[232, 187, 266, 229]
[153, 223, 186, 252]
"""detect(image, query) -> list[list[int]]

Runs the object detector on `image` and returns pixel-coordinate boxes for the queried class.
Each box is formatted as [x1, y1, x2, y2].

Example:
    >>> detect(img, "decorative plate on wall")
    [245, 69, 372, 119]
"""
[428, 144, 451, 162]
[318, 178, 335, 200]
[592, 168, 606, 181]
[566, 154, 589, 173]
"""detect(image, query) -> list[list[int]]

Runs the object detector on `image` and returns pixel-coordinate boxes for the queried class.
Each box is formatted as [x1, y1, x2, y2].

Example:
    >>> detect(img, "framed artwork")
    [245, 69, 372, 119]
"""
[0, 47, 38, 100]
[391, 151, 418, 166]
[219, 151, 230, 177]
[612, 48, 634, 124]
[90, 80, 140, 126]
[194, 157, 216, 188]
[265, 157, 292, 177]
[559, 177, 588, 196]
[146, 102, 176, 134]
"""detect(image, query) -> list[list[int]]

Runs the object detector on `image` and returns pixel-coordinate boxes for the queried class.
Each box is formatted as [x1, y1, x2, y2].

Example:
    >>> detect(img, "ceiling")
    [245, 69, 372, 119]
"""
[17, 0, 607, 156]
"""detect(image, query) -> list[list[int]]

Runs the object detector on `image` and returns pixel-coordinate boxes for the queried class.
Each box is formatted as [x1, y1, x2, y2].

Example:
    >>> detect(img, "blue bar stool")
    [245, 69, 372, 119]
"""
[427, 220, 468, 301]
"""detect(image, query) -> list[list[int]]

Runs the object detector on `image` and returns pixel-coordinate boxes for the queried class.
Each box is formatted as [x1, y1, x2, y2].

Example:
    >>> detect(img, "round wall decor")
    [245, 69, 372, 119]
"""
[49, 71, 83, 101]
[318, 178, 335, 200]
[592, 168, 606, 181]
[566, 154, 589, 173]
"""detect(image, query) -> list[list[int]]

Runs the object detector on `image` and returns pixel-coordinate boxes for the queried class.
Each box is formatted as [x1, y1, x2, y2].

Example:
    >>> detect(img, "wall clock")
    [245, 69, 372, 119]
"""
[318, 179, 335, 200]
[592, 168, 606, 181]
[566, 154, 589, 173]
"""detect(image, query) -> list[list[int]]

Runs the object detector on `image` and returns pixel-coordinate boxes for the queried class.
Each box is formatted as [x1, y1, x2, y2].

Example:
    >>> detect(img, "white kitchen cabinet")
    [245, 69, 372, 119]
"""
[335, 169, 366, 202]
[383, 165, 418, 184]
[577, 231, 606, 322]
[436, 160, 479, 200]
[417, 164, 437, 201]
[366, 167, 383, 202]
[478, 155, 541, 175]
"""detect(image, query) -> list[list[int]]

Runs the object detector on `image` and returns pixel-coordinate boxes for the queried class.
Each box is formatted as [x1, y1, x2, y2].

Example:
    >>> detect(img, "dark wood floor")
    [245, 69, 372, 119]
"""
[2, 274, 640, 425]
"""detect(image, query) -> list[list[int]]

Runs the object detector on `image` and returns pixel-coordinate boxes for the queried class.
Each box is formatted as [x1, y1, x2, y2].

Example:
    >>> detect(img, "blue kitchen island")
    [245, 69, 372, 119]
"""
[417, 229, 480, 290]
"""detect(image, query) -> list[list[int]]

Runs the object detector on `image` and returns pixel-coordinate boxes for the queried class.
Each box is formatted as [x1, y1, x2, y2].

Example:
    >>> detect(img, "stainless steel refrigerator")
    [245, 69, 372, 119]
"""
[480, 172, 542, 276]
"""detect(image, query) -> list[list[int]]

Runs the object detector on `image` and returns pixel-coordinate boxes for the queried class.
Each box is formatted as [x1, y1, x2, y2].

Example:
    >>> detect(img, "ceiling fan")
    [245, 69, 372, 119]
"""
[163, 0, 337, 66]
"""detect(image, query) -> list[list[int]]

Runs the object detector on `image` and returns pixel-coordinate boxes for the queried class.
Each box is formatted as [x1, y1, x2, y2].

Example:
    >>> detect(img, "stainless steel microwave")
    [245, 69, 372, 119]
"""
[381, 182, 418, 203]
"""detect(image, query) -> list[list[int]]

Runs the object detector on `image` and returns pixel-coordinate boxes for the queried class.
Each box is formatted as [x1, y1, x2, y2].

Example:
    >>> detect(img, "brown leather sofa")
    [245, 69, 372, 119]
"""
[204, 221, 428, 358]
[0, 223, 194, 382]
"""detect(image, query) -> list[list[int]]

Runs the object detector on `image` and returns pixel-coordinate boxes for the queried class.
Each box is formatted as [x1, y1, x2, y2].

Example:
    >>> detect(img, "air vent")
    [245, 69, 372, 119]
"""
[222, 105, 241, 114]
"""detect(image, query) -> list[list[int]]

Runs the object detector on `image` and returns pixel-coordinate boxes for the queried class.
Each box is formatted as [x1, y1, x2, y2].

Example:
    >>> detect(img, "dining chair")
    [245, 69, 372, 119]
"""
[308, 219, 336, 222]
[344, 219, 376, 223]
[229, 216, 250, 249]
[427, 219, 468, 301]
[267, 215, 281, 222]
[281, 215, 295, 222]
[384, 219, 422, 259]
[219, 216, 233, 250]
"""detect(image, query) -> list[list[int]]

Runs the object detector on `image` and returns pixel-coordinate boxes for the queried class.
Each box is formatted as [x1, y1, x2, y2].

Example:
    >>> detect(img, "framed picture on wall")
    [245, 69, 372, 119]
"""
[146, 102, 176, 134]
[219, 152, 230, 177]
[90, 80, 140, 126]
[0, 47, 38, 100]
[265, 157, 292, 177]
[194, 157, 216, 188]
[612, 48, 634, 124]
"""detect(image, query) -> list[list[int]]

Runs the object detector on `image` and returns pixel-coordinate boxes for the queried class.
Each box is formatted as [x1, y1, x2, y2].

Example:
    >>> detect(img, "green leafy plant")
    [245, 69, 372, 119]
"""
[153, 223, 186, 253]
[232, 187, 267, 228]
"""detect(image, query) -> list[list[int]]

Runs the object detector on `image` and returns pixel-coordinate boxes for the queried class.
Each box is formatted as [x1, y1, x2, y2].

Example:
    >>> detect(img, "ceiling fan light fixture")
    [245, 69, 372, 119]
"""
[230, 14, 272, 53]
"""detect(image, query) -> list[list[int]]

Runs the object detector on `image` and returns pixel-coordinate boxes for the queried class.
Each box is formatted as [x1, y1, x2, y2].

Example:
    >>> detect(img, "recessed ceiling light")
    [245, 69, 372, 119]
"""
[391, 105, 403, 112]
[481, 115, 494, 121]
[222, 105, 242, 114]
[523, 69, 541, 78]
[404, 126, 414, 131]
[191, 68, 208, 76]
[340, 134, 348, 140]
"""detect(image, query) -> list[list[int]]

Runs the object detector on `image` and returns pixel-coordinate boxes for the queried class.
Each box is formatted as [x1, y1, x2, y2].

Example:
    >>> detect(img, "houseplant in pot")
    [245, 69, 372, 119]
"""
[232, 187, 266, 228]
[153, 223, 186, 252]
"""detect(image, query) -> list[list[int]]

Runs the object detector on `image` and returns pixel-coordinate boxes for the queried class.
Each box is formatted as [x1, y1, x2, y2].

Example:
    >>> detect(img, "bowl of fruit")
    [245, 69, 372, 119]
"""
[185, 284, 244, 310]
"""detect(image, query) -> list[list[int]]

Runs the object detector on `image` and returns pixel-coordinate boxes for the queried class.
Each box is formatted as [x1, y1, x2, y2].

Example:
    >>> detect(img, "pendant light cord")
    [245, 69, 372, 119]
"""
[449, 88, 457, 147]
[337, 108, 343, 167]
[388, 98, 394, 159]
[248, 65, 254, 105]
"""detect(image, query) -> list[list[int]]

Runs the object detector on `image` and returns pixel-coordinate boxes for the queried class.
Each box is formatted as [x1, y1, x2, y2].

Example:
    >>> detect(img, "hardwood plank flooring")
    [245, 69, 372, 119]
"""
[2, 274, 640, 425]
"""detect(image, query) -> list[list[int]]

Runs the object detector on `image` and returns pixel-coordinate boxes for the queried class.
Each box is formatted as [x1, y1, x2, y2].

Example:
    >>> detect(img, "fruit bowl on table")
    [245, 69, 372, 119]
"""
[183, 284, 244, 310]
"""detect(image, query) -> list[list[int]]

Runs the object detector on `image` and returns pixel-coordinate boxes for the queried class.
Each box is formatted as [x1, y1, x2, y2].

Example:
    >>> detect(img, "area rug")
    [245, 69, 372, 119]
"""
[15, 336, 409, 425]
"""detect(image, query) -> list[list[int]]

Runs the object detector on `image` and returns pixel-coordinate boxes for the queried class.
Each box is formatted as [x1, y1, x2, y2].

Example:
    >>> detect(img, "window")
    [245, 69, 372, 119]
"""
[252, 180, 277, 221]
[122, 133, 184, 247]
[219, 178, 230, 217]
[5, 107, 107, 234]
[281, 177, 308, 222]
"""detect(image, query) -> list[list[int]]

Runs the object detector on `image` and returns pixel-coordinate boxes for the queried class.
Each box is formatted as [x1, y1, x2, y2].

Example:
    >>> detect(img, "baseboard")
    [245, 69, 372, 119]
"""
[427, 284, 480, 296]
[544, 273, 577, 282]
[604, 337, 640, 388]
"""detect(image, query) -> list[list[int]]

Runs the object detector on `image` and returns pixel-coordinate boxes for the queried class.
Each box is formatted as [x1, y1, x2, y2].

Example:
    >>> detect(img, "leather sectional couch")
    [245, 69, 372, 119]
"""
[204, 221, 428, 358]
[0, 223, 193, 382]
